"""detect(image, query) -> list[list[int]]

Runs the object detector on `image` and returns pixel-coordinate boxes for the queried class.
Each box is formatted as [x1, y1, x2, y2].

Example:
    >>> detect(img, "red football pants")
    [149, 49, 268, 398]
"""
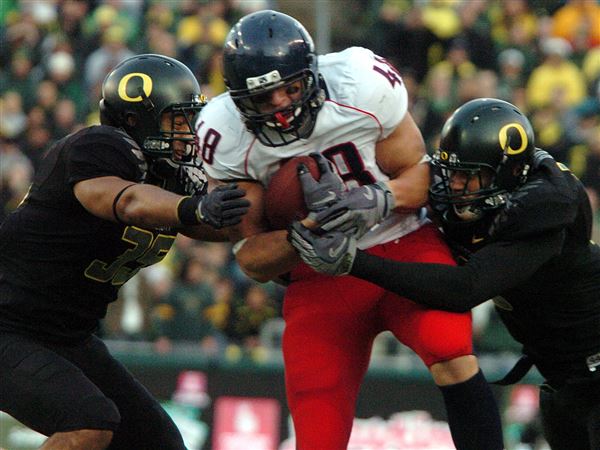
[284, 224, 473, 449]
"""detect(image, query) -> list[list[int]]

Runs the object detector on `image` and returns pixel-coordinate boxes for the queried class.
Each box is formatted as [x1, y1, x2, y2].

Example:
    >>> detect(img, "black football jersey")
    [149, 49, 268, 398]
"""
[351, 154, 600, 382]
[0, 126, 177, 341]
[482, 156, 600, 378]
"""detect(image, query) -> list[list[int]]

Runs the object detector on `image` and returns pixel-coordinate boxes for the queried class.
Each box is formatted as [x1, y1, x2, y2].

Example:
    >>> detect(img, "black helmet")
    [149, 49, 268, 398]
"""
[100, 54, 206, 167]
[429, 98, 535, 222]
[222, 10, 324, 146]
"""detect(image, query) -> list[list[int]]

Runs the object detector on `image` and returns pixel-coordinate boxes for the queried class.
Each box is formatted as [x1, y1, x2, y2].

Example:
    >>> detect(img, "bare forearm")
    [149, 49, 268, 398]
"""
[386, 162, 429, 210]
[236, 230, 300, 282]
[117, 184, 183, 228]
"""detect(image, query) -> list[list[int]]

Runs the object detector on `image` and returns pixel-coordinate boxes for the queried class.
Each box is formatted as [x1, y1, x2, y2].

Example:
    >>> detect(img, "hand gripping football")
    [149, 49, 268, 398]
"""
[264, 155, 320, 230]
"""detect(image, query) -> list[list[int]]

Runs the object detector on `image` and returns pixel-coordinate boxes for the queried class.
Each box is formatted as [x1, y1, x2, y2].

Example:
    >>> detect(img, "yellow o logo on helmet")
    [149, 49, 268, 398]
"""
[498, 123, 528, 155]
[117, 73, 153, 102]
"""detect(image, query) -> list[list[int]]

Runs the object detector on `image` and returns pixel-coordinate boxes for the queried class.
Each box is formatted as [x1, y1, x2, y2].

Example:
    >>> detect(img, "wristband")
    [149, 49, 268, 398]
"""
[177, 196, 202, 225]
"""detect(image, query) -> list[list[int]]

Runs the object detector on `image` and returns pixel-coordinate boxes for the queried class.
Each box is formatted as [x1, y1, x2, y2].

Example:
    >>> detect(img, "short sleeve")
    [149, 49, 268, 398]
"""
[67, 127, 142, 185]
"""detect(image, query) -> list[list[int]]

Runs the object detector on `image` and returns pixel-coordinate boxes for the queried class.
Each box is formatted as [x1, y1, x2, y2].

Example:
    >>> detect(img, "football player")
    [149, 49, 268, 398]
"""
[0, 54, 249, 450]
[196, 10, 503, 450]
[290, 98, 600, 450]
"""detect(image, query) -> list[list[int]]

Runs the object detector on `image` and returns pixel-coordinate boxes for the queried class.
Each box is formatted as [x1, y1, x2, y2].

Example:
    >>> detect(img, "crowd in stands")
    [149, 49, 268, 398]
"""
[1, 0, 599, 360]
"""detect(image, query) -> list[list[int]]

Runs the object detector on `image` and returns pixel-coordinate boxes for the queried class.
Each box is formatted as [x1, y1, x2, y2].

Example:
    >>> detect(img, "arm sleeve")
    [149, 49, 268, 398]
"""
[350, 231, 564, 312]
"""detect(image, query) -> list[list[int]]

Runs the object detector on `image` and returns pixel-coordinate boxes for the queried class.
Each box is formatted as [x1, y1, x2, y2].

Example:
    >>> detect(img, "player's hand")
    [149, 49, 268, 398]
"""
[288, 221, 357, 276]
[313, 181, 395, 239]
[298, 153, 345, 216]
[198, 184, 250, 229]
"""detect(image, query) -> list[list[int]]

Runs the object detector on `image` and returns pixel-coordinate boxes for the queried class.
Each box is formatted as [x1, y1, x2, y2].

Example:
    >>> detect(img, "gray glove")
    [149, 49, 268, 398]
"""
[198, 184, 250, 229]
[298, 153, 345, 216]
[313, 181, 395, 239]
[288, 221, 357, 276]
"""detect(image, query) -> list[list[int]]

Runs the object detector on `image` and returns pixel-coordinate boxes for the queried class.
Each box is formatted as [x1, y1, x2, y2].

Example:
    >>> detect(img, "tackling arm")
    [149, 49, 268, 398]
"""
[73, 176, 248, 241]
[350, 232, 564, 311]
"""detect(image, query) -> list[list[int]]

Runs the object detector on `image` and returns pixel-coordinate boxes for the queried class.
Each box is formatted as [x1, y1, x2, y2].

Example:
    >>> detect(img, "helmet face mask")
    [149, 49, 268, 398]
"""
[430, 160, 509, 222]
[223, 10, 324, 147]
[145, 104, 201, 167]
[429, 98, 535, 224]
[234, 73, 320, 146]
[100, 54, 206, 171]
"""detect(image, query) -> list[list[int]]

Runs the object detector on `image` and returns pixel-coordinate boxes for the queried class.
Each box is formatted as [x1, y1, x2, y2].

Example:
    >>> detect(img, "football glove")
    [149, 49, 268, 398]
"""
[288, 221, 357, 276]
[298, 153, 345, 217]
[313, 181, 395, 239]
[197, 184, 250, 229]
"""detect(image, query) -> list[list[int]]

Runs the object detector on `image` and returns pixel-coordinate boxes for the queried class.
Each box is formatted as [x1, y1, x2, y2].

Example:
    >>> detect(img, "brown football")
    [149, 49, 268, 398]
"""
[264, 155, 321, 230]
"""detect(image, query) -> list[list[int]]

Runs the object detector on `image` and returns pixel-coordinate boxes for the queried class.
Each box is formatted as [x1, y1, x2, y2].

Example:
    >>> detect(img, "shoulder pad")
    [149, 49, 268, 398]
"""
[491, 167, 579, 239]
[320, 48, 408, 138]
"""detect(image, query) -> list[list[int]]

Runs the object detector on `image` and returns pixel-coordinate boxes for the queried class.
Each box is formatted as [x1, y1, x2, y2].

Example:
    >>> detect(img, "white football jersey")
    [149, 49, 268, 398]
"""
[196, 47, 428, 248]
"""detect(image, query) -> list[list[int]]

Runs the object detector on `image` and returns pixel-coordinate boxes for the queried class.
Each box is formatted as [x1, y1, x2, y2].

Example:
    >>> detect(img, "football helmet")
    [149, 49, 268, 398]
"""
[222, 10, 324, 146]
[429, 98, 535, 222]
[100, 54, 206, 168]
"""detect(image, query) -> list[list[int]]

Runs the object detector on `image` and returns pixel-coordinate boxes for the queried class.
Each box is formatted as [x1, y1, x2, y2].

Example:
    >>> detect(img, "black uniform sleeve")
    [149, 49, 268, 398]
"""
[350, 231, 564, 312]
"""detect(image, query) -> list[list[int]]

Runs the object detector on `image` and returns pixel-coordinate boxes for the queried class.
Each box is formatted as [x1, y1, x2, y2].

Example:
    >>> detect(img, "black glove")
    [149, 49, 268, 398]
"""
[198, 184, 250, 228]
[288, 221, 357, 276]
[179, 183, 250, 229]
[298, 153, 345, 217]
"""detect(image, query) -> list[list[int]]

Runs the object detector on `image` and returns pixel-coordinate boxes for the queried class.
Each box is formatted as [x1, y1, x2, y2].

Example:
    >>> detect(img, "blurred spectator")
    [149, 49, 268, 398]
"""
[421, 35, 477, 148]
[0, 49, 39, 109]
[151, 256, 224, 355]
[420, 66, 454, 151]
[489, 0, 539, 76]
[205, 276, 240, 332]
[456, 0, 496, 70]
[496, 48, 527, 102]
[82, 3, 139, 50]
[490, 0, 538, 51]
[457, 69, 499, 104]
[177, 0, 231, 73]
[55, 0, 91, 64]
[84, 24, 135, 98]
[0, 139, 33, 222]
[198, 46, 227, 98]
[420, 0, 461, 42]
[580, 126, 600, 218]
[51, 98, 81, 139]
[582, 45, 600, 94]
[366, 2, 437, 83]
[530, 104, 572, 164]
[224, 284, 277, 353]
[551, 0, 600, 49]
[142, 22, 178, 58]
[526, 37, 587, 110]
[0, 91, 27, 139]
[17, 125, 52, 172]
[45, 50, 86, 120]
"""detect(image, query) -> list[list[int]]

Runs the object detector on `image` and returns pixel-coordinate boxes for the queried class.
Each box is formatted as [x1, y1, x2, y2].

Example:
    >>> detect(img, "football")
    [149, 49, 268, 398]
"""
[264, 155, 321, 230]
